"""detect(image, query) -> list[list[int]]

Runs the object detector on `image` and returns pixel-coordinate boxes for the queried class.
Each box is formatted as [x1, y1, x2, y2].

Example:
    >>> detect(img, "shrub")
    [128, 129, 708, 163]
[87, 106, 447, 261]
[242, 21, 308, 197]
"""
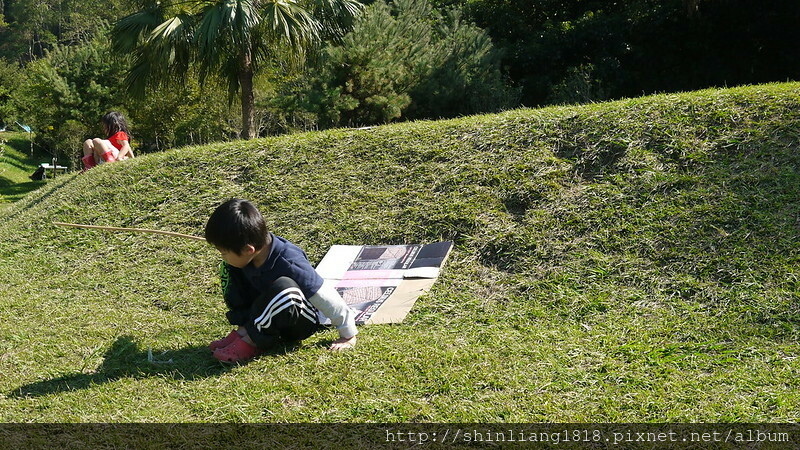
[294, 0, 518, 127]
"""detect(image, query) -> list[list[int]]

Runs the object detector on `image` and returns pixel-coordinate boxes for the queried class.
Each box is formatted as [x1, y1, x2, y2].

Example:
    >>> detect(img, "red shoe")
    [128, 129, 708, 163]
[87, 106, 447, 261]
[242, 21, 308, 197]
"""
[82, 154, 96, 171]
[209, 330, 240, 351]
[213, 336, 262, 363]
[99, 151, 116, 162]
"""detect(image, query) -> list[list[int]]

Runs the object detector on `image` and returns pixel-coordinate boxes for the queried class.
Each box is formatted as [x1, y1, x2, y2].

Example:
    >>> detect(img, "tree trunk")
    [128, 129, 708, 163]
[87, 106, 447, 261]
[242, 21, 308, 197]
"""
[239, 50, 257, 140]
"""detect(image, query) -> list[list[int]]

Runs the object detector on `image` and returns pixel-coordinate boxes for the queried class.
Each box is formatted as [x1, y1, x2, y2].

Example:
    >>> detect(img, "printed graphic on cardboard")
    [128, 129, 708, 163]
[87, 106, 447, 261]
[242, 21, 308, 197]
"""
[347, 241, 453, 272]
[336, 286, 396, 324]
[317, 241, 454, 324]
[349, 245, 422, 271]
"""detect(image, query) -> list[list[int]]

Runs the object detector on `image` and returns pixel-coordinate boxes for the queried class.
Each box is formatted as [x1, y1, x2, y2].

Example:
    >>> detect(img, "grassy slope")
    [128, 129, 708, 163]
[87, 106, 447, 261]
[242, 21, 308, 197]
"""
[0, 83, 798, 422]
[0, 132, 49, 206]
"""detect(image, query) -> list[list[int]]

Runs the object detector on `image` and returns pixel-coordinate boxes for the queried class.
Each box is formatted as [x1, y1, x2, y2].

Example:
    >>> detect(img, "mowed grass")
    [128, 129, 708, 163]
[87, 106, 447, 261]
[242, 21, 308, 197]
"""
[0, 132, 51, 207]
[0, 83, 798, 422]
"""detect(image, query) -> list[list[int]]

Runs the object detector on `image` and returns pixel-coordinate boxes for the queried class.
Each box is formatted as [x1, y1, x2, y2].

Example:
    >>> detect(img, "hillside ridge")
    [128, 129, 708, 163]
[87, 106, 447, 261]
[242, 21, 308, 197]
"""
[0, 82, 798, 422]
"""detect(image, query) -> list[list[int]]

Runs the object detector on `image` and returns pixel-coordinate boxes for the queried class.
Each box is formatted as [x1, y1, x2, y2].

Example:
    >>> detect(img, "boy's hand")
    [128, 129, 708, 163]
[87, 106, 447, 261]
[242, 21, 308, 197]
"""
[329, 335, 357, 351]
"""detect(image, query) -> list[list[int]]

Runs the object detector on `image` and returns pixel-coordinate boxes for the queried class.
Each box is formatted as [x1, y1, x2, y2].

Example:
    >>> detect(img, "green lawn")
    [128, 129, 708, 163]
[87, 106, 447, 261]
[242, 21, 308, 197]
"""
[0, 83, 798, 422]
[0, 131, 58, 207]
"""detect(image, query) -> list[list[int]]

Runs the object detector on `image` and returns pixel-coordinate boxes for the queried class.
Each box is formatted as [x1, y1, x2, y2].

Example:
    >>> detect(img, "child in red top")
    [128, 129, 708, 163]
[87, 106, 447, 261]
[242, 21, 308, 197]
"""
[82, 111, 134, 171]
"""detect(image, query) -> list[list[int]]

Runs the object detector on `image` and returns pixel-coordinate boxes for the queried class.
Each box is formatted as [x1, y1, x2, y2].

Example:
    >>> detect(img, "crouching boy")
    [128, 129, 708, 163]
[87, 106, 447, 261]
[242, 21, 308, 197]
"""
[205, 198, 357, 363]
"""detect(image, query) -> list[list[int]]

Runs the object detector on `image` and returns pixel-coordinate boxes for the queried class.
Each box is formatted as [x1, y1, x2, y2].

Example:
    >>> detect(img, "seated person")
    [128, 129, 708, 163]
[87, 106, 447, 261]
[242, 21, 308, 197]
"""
[82, 111, 134, 171]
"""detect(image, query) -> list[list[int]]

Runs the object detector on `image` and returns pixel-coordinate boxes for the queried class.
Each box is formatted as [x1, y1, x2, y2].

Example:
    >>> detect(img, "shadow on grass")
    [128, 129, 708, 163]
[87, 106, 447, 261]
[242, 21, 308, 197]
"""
[0, 176, 46, 203]
[0, 141, 67, 204]
[9, 335, 304, 398]
[2, 133, 57, 168]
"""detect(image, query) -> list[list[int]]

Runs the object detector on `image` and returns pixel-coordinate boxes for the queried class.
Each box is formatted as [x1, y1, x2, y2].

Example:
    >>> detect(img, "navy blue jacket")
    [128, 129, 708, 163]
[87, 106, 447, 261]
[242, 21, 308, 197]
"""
[220, 233, 323, 326]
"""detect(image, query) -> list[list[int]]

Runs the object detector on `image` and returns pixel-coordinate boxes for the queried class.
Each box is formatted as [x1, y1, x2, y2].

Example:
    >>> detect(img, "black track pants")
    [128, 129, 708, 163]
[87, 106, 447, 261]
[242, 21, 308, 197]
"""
[245, 277, 321, 349]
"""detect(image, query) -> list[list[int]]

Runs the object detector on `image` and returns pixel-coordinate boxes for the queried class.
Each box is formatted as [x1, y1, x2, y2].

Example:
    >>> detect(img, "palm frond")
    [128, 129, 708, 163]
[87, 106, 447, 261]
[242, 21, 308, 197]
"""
[193, 1, 262, 80]
[146, 14, 195, 65]
[112, 7, 165, 53]
[148, 15, 194, 45]
[195, 4, 224, 56]
[124, 52, 158, 98]
[121, 14, 195, 98]
[303, 0, 363, 41]
[220, 52, 245, 103]
[262, 0, 321, 49]
[229, 0, 261, 40]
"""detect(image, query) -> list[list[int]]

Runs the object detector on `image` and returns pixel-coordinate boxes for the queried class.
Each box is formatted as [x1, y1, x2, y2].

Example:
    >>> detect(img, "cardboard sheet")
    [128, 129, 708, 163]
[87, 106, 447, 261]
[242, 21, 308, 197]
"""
[316, 241, 453, 324]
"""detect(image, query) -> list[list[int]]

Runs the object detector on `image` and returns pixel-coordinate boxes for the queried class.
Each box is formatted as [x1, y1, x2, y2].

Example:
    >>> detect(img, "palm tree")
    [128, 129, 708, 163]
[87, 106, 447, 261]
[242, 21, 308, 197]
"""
[112, 0, 362, 139]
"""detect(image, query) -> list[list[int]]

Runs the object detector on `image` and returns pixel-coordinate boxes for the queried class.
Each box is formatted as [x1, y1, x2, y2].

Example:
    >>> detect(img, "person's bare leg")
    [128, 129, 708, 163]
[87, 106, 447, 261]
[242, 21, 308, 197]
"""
[92, 138, 116, 162]
[82, 139, 94, 157]
[81, 139, 97, 170]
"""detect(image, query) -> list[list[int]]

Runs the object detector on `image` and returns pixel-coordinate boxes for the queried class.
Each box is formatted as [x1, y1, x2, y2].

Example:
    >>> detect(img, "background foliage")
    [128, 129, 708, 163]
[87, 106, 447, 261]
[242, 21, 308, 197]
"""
[0, 0, 128, 61]
[450, 0, 800, 105]
[22, 35, 127, 163]
[288, 0, 518, 127]
[0, 0, 798, 161]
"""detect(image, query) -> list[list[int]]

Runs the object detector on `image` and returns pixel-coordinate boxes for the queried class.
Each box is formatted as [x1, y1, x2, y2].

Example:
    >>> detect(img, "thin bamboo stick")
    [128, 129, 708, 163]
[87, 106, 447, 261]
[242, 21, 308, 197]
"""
[52, 221, 206, 242]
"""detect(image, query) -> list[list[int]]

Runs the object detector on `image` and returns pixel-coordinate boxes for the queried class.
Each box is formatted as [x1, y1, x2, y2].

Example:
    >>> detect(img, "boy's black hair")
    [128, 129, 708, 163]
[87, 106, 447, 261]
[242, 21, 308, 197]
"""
[205, 198, 271, 253]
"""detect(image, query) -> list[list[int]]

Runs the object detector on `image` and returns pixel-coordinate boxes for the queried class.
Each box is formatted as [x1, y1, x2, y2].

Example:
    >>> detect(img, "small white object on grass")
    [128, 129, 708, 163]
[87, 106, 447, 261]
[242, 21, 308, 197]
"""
[147, 347, 174, 364]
